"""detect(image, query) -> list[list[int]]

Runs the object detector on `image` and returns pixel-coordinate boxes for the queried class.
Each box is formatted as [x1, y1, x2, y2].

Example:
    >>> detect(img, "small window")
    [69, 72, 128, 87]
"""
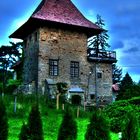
[97, 72, 102, 78]
[70, 61, 79, 78]
[49, 59, 59, 76]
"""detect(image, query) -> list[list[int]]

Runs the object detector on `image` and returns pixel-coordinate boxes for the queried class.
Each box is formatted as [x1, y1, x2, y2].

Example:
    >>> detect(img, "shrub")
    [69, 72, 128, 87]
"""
[85, 109, 110, 140]
[5, 79, 22, 94]
[128, 96, 140, 105]
[57, 106, 77, 140]
[121, 111, 139, 140]
[27, 103, 44, 140]
[19, 122, 29, 140]
[0, 99, 8, 140]
[103, 100, 136, 132]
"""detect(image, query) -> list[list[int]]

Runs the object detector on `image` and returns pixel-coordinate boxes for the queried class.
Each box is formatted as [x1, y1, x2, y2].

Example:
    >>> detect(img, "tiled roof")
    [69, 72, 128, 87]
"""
[10, 0, 102, 39]
[32, 0, 100, 30]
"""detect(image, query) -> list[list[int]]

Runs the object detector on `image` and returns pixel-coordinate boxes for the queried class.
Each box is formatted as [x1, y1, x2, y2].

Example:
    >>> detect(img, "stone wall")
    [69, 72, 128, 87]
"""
[38, 27, 91, 90]
[23, 26, 113, 105]
[88, 62, 113, 103]
[23, 30, 39, 84]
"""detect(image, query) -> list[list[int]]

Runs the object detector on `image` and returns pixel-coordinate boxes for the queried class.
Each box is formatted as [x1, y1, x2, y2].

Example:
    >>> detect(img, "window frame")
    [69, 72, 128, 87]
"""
[70, 61, 79, 78]
[49, 59, 59, 76]
[97, 72, 102, 78]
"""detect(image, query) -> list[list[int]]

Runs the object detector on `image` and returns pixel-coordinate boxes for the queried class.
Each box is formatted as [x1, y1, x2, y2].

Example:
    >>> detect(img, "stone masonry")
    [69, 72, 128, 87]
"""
[23, 26, 114, 105]
[10, 0, 116, 105]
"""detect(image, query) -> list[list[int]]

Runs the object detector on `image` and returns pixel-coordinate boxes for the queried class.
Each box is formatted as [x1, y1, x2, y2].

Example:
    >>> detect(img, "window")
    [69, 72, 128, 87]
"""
[49, 59, 59, 76]
[97, 72, 102, 78]
[70, 61, 79, 78]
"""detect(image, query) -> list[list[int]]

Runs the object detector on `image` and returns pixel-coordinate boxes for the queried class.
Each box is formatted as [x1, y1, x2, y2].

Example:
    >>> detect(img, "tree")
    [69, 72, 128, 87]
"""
[117, 72, 133, 100]
[56, 82, 68, 110]
[121, 111, 139, 140]
[0, 100, 8, 140]
[87, 15, 110, 57]
[85, 110, 110, 140]
[0, 42, 23, 94]
[57, 106, 77, 140]
[27, 103, 44, 140]
[112, 63, 122, 84]
[19, 122, 29, 140]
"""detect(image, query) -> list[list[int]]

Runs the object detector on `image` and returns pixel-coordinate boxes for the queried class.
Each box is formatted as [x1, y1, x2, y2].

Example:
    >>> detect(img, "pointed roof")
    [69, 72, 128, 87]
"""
[10, 0, 102, 39]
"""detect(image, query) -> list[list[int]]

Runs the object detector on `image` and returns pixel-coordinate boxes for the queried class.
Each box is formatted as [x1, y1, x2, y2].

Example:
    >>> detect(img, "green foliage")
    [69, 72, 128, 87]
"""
[0, 82, 2, 93]
[5, 79, 22, 94]
[87, 15, 110, 57]
[0, 99, 8, 140]
[128, 96, 140, 105]
[56, 82, 68, 94]
[124, 84, 140, 99]
[103, 100, 139, 132]
[0, 42, 23, 94]
[19, 122, 29, 140]
[56, 82, 68, 103]
[121, 111, 139, 140]
[112, 64, 122, 84]
[27, 103, 44, 140]
[85, 109, 110, 140]
[117, 72, 133, 100]
[57, 106, 77, 140]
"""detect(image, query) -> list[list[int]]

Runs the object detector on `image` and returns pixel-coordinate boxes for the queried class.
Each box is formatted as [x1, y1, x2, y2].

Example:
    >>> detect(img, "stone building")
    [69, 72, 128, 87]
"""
[10, 0, 116, 106]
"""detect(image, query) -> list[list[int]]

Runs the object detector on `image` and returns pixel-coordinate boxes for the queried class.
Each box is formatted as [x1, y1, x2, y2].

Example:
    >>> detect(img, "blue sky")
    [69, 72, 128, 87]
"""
[0, 0, 140, 82]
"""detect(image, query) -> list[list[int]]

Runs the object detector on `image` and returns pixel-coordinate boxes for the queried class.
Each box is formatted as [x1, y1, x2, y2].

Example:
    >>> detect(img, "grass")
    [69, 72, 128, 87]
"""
[8, 115, 119, 140]
[1, 94, 120, 140]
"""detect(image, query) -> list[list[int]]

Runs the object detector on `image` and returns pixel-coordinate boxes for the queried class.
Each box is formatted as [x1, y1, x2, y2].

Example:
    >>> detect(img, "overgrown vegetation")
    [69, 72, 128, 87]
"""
[121, 111, 139, 140]
[0, 99, 8, 140]
[0, 94, 140, 140]
[103, 98, 140, 133]
[85, 109, 111, 140]
[27, 103, 44, 140]
[58, 106, 77, 140]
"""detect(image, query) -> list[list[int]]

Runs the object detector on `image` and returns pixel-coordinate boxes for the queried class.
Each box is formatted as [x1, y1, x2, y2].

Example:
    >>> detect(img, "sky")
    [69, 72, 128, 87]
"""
[0, 0, 140, 82]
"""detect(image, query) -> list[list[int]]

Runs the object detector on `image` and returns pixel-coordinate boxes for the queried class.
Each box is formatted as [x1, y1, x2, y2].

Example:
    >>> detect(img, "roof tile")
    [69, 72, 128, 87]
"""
[32, 0, 100, 30]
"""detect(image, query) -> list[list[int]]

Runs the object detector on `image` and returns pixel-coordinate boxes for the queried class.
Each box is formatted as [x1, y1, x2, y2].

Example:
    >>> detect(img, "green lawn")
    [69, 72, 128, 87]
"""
[8, 109, 119, 140]
[2, 95, 119, 140]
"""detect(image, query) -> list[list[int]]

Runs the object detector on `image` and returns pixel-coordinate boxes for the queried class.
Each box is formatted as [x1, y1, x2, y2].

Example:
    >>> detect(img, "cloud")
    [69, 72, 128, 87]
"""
[115, 38, 140, 81]
[112, 41, 124, 50]
[123, 47, 139, 53]
[116, 2, 140, 16]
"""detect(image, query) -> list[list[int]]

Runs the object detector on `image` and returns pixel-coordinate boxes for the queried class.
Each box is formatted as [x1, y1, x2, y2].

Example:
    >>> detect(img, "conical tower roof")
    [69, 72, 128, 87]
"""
[10, 0, 102, 39]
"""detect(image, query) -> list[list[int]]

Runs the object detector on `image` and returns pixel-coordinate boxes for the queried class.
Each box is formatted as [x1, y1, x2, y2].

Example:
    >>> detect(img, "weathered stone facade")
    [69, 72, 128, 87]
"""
[22, 26, 114, 105]
[10, 0, 116, 105]
[23, 30, 39, 84]
[38, 27, 89, 86]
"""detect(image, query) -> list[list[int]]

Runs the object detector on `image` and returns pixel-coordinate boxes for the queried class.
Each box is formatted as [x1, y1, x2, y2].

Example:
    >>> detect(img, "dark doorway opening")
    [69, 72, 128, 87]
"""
[71, 95, 81, 105]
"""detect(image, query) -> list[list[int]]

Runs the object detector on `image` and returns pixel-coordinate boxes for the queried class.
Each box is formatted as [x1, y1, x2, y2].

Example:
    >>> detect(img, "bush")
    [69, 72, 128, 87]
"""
[0, 99, 8, 140]
[128, 96, 140, 105]
[19, 122, 29, 140]
[5, 79, 22, 94]
[57, 106, 77, 140]
[27, 103, 44, 140]
[85, 109, 110, 140]
[121, 111, 139, 140]
[103, 100, 134, 132]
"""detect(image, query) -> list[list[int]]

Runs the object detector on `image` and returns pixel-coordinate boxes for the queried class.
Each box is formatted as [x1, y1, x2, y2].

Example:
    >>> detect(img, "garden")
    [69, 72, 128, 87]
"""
[0, 94, 140, 140]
